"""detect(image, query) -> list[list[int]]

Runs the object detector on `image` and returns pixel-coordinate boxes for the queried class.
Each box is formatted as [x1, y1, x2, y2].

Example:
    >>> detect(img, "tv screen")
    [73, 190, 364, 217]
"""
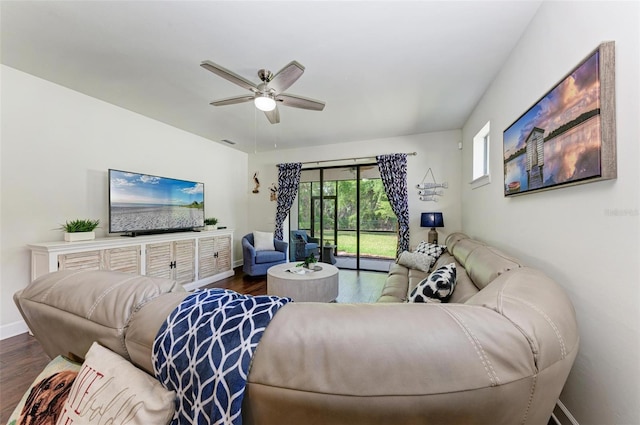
[109, 169, 204, 234]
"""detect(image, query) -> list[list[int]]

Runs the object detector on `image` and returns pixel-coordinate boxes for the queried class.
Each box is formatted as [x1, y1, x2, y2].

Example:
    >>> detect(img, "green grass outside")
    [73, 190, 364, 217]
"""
[326, 231, 397, 259]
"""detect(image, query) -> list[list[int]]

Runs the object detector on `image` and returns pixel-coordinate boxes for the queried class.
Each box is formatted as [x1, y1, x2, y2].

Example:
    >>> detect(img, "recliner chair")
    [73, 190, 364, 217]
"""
[242, 233, 288, 276]
[290, 230, 320, 261]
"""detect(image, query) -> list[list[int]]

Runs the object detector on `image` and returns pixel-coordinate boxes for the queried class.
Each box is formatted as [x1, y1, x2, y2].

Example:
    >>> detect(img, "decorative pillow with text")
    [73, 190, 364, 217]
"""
[55, 342, 175, 425]
[408, 263, 457, 303]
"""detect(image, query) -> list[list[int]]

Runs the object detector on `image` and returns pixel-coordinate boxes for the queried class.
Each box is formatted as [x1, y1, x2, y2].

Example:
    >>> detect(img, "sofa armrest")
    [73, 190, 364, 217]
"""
[245, 270, 579, 424]
[274, 239, 288, 253]
[242, 238, 257, 262]
[14, 270, 184, 361]
[250, 303, 535, 396]
[245, 300, 569, 424]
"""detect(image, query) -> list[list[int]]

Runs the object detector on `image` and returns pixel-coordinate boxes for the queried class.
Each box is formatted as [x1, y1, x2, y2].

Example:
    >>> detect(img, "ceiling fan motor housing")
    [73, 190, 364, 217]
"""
[258, 69, 274, 83]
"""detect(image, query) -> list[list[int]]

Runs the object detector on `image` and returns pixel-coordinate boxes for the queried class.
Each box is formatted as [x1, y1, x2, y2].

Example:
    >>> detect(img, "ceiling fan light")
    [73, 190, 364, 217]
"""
[254, 94, 276, 111]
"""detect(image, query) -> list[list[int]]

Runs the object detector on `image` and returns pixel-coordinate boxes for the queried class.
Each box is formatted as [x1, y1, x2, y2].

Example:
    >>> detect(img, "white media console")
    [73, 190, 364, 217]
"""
[28, 229, 234, 291]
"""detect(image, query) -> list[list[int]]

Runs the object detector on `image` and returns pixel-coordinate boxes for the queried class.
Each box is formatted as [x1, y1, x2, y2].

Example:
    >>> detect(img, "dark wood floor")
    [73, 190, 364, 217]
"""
[0, 267, 386, 422]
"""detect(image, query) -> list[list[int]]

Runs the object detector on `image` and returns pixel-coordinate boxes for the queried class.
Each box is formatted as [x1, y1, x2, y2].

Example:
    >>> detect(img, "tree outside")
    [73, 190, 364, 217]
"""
[297, 178, 397, 259]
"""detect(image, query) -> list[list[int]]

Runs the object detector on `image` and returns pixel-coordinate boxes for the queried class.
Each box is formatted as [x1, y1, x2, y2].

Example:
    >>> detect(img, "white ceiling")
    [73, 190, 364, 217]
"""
[1, 1, 542, 153]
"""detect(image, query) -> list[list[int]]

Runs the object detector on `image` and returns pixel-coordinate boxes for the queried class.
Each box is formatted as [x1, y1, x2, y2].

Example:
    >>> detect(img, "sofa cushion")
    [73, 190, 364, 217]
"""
[452, 238, 485, 266]
[465, 246, 523, 289]
[448, 265, 479, 303]
[255, 249, 286, 264]
[378, 264, 411, 302]
[415, 241, 447, 259]
[444, 232, 469, 254]
[397, 250, 434, 272]
[408, 263, 457, 303]
[254, 231, 275, 251]
[125, 292, 189, 375]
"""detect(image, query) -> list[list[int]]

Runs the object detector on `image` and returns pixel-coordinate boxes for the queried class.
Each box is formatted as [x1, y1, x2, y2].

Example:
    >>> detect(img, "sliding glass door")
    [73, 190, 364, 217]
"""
[293, 165, 396, 271]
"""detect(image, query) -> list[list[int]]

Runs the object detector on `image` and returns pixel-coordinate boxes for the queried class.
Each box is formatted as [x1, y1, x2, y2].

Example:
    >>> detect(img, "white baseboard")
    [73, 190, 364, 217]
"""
[0, 319, 29, 340]
[553, 400, 580, 425]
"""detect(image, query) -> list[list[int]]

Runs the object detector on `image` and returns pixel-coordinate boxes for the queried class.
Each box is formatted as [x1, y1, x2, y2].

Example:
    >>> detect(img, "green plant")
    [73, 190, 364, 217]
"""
[204, 217, 218, 226]
[297, 253, 318, 268]
[60, 219, 100, 233]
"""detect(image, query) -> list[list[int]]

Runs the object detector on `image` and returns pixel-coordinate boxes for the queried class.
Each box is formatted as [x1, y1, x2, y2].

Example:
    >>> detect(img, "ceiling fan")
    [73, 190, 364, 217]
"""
[200, 60, 325, 124]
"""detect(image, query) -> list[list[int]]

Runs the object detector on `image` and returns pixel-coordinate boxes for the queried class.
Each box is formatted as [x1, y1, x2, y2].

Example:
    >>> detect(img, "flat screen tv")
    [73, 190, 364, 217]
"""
[109, 169, 204, 235]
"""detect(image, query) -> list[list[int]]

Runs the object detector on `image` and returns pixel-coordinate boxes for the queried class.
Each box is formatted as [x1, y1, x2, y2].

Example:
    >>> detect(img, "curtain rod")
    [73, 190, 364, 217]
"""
[298, 152, 417, 166]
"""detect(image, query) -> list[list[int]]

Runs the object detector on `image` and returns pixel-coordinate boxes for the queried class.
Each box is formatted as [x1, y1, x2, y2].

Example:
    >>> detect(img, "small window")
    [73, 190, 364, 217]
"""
[471, 121, 491, 189]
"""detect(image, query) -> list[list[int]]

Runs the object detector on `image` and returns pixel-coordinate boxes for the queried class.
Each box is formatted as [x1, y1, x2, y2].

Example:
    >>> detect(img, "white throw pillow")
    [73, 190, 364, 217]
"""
[397, 250, 435, 272]
[55, 342, 175, 425]
[253, 231, 275, 251]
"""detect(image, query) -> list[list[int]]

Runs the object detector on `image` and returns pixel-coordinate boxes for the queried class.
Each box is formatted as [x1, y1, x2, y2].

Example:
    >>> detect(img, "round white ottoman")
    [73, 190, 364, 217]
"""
[267, 262, 339, 302]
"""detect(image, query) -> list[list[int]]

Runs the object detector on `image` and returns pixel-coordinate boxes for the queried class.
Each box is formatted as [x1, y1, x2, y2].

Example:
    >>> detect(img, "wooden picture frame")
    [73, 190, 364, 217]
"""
[503, 41, 616, 197]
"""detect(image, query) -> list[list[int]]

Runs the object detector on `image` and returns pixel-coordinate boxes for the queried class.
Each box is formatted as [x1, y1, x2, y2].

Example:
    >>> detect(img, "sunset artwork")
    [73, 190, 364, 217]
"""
[503, 48, 605, 196]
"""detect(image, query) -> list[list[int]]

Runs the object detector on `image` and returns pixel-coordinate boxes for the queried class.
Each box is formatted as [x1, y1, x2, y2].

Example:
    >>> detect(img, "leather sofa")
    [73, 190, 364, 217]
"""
[14, 232, 578, 425]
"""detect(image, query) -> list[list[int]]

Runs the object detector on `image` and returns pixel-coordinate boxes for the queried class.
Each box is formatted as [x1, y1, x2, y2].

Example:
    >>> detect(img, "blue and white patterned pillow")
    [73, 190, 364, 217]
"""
[408, 263, 457, 303]
[415, 241, 447, 259]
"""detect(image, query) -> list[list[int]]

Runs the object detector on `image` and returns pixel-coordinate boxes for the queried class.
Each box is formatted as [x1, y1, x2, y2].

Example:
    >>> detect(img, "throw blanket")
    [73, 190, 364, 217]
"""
[153, 288, 291, 425]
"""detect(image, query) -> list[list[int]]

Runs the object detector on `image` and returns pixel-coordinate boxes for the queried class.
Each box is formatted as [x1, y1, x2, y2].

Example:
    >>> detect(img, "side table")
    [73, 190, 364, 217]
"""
[322, 244, 337, 265]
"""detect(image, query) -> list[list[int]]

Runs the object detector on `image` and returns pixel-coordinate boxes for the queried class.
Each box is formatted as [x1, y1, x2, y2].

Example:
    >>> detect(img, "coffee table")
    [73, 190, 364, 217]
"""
[267, 262, 339, 302]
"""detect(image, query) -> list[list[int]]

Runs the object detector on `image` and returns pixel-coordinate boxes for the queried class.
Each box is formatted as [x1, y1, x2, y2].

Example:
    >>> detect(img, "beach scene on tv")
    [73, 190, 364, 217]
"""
[110, 170, 204, 233]
[503, 50, 602, 196]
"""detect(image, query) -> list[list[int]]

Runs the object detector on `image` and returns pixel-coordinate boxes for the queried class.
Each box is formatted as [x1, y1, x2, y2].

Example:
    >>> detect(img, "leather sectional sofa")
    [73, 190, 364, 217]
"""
[14, 232, 578, 425]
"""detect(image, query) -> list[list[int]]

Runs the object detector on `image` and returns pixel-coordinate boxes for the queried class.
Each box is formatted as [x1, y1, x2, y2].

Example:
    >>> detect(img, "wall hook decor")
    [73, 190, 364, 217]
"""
[269, 183, 278, 202]
[416, 168, 448, 201]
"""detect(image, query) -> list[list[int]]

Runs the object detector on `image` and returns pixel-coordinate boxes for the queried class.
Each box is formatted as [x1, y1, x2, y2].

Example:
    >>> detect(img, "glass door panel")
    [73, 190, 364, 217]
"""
[358, 166, 396, 271]
[295, 165, 396, 271]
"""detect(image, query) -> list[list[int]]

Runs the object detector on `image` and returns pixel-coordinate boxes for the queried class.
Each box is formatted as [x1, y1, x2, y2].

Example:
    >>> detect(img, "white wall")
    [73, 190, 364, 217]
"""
[247, 130, 462, 249]
[461, 2, 639, 424]
[0, 66, 249, 336]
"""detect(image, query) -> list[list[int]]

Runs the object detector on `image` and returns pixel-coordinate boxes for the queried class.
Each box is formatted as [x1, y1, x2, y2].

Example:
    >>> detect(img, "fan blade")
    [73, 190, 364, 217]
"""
[201, 60, 258, 91]
[277, 93, 326, 111]
[269, 61, 305, 93]
[210, 95, 254, 106]
[264, 106, 280, 124]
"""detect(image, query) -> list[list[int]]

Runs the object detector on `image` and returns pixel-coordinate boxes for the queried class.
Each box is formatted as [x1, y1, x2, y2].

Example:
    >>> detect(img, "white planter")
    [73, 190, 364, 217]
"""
[64, 231, 95, 242]
[205, 225, 218, 231]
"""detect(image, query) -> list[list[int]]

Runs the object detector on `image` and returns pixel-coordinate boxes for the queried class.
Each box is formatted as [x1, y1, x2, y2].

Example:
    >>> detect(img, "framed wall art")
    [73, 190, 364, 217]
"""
[503, 41, 616, 197]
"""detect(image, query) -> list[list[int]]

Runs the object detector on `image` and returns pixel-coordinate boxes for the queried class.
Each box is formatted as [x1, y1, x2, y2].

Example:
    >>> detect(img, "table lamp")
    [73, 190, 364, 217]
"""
[421, 212, 444, 244]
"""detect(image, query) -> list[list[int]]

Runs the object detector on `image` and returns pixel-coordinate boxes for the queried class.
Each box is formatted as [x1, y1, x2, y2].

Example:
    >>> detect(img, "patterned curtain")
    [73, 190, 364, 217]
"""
[274, 162, 302, 240]
[376, 154, 410, 257]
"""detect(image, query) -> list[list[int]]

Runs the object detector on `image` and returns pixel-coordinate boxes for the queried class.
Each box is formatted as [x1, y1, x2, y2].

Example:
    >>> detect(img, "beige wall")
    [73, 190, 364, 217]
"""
[247, 130, 463, 251]
[0, 66, 249, 336]
[461, 2, 639, 424]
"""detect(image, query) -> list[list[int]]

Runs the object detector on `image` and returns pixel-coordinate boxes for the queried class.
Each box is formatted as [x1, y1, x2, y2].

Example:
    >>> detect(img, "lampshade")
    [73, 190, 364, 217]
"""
[421, 212, 444, 228]
[254, 93, 276, 111]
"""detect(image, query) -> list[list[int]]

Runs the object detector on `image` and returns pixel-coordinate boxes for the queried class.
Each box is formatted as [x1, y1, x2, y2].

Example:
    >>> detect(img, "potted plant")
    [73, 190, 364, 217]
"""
[297, 253, 319, 270]
[204, 217, 218, 231]
[60, 219, 100, 242]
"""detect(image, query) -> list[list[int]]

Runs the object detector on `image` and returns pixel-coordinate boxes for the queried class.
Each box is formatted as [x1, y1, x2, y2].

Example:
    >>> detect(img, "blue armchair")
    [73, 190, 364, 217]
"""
[242, 233, 288, 276]
[290, 230, 320, 261]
